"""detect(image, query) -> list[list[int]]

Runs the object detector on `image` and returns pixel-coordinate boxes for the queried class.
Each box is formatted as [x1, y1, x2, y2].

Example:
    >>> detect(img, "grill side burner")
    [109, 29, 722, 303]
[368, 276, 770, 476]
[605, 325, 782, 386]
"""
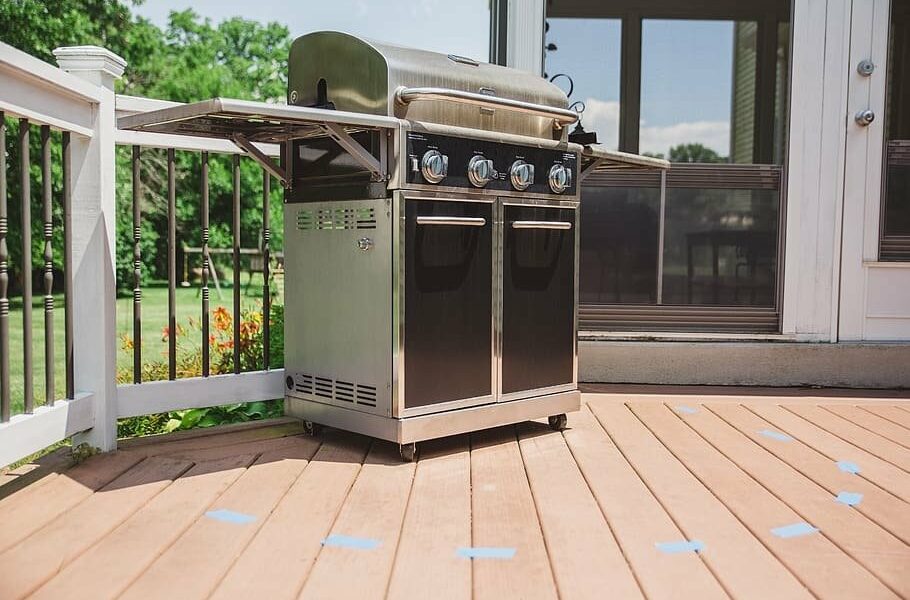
[117, 31, 668, 460]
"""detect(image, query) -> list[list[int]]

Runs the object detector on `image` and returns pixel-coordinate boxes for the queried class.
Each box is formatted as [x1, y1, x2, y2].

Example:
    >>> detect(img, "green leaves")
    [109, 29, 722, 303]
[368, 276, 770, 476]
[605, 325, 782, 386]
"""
[164, 400, 284, 432]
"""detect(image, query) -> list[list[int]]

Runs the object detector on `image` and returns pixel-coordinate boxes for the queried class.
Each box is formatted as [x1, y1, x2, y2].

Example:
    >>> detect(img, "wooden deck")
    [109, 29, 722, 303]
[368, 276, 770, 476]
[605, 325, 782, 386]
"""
[1, 388, 909, 599]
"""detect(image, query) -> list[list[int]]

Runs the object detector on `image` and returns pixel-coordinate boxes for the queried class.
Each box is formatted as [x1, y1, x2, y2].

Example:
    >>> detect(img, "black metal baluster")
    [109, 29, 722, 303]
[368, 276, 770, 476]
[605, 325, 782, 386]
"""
[41, 125, 53, 404]
[201, 152, 210, 377]
[19, 119, 32, 413]
[63, 132, 73, 400]
[261, 169, 270, 370]
[232, 154, 241, 374]
[132, 146, 142, 383]
[0, 113, 9, 421]
[167, 148, 176, 380]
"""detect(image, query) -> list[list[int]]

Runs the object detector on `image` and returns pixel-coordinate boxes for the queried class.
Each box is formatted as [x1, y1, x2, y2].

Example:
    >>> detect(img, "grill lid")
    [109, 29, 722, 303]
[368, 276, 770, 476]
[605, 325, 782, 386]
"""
[288, 31, 576, 139]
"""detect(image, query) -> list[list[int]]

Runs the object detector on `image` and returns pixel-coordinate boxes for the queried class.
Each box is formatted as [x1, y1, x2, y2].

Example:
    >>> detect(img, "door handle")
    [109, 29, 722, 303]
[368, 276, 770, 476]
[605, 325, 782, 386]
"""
[855, 109, 875, 126]
[416, 216, 486, 227]
[511, 220, 573, 230]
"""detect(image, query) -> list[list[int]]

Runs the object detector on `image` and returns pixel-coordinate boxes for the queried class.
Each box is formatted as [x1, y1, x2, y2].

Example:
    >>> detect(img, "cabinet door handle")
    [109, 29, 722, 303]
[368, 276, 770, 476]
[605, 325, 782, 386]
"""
[511, 220, 572, 230]
[416, 216, 486, 227]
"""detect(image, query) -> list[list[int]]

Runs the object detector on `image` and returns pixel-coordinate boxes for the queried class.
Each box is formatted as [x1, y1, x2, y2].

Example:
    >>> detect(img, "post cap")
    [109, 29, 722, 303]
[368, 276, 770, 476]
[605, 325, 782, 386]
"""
[53, 45, 127, 80]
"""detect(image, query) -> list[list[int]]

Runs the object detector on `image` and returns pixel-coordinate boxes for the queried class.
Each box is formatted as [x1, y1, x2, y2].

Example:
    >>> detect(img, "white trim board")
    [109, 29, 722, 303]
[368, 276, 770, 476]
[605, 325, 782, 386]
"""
[116, 370, 286, 418]
[0, 393, 94, 469]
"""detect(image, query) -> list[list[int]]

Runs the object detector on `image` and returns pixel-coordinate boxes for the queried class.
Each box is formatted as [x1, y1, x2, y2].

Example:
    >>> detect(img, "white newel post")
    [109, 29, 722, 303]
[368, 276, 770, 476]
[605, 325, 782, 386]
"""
[53, 46, 126, 452]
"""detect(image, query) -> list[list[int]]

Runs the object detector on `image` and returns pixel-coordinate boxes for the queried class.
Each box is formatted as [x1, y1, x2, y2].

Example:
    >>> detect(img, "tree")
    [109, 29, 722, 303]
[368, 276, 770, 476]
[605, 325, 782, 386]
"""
[1, 2, 291, 289]
[668, 143, 727, 164]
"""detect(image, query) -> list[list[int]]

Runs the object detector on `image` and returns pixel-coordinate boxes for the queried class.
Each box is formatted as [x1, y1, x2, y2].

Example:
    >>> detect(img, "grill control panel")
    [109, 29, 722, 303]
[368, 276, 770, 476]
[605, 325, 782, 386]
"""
[405, 132, 578, 196]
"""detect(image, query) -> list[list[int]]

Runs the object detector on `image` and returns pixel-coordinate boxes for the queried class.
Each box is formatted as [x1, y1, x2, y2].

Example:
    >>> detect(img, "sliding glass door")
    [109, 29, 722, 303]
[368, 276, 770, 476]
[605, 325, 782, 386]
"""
[546, 0, 791, 332]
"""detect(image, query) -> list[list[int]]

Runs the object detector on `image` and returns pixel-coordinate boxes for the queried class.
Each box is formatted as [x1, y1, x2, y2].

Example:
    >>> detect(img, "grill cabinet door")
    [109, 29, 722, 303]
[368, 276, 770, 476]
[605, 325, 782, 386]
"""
[501, 205, 576, 395]
[404, 199, 493, 409]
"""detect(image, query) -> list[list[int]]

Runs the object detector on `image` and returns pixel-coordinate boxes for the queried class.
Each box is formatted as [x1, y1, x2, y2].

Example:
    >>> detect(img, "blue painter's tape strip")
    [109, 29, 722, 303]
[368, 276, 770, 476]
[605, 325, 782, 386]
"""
[205, 509, 256, 525]
[655, 540, 704, 554]
[321, 534, 380, 550]
[837, 460, 861, 474]
[456, 547, 516, 559]
[758, 429, 793, 442]
[675, 405, 698, 415]
[836, 491, 863, 506]
[772, 522, 819, 538]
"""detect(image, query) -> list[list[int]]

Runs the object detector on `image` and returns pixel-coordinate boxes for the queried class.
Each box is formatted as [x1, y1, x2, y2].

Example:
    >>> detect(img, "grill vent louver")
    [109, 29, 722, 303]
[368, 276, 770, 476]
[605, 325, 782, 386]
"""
[297, 207, 376, 231]
[293, 373, 377, 407]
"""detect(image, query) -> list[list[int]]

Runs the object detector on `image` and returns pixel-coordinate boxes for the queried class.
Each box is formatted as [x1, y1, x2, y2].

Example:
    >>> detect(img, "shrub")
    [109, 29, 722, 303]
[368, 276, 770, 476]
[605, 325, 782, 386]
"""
[116, 302, 285, 438]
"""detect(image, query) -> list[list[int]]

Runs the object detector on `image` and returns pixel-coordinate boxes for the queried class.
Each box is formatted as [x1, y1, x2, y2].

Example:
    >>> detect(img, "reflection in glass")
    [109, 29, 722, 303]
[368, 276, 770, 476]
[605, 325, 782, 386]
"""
[641, 20, 743, 162]
[579, 186, 660, 304]
[544, 18, 622, 149]
[884, 153, 910, 238]
[881, 4, 910, 260]
[661, 188, 779, 306]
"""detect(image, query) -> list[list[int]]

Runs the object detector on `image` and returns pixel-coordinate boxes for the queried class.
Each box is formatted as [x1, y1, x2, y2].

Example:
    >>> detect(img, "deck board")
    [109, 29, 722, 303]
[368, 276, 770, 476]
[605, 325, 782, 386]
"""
[517, 421, 643, 600]
[0, 393, 907, 600]
[859, 404, 910, 431]
[590, 402, 813, 600]
[631, 402, 898, 599]
[386, 436, 472, 600]
[470, 427, 558, 600]
[210, 432, 370, 600]
[0, 456, 192, 599]
[747, 403, 910, 500]
[785, 404, 910, 471]
[0, 451, 143, 553]
[710, 404, 910, 545]
[563, 407, 728, 600]
[823, 405, 910, 448]
[30, 454, 256, 600]
[678, 404, 910, 597]
[298, 442, 416, 600]
[119, 437, 320, 600]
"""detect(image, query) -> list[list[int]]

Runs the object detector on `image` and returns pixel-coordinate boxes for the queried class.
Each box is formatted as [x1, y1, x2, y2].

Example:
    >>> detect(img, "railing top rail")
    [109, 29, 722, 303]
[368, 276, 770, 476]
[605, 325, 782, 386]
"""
[0, 42, 104, 105]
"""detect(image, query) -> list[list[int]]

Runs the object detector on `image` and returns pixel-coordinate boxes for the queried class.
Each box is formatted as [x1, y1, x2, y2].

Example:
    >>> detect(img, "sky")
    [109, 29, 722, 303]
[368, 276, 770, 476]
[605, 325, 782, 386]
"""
[546, 18, 735, 154]
[134, 0, 491, 59]
[135, 2, 736, 156]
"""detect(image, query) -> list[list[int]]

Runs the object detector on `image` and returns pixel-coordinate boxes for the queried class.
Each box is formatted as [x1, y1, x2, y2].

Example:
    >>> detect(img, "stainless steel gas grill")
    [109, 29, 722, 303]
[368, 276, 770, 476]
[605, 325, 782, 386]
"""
[119, 31, 667, 460]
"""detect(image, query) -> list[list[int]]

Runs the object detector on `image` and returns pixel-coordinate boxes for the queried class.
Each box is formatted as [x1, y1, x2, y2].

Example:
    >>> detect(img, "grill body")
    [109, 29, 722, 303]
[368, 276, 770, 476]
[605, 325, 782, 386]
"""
[283, 119, 582, 444]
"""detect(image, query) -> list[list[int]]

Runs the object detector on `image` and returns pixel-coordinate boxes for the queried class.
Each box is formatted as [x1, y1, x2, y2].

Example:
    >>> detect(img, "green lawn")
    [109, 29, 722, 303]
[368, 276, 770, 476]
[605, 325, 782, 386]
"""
[4, 273, 280, 417]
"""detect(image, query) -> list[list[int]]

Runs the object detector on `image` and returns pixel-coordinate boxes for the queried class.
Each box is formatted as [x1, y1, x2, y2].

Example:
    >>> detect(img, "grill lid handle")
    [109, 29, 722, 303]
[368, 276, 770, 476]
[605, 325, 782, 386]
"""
[395, 86, 579, 128]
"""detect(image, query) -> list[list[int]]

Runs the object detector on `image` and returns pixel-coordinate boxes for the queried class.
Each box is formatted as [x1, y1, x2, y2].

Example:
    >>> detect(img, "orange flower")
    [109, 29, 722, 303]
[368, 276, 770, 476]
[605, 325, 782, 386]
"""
[120, 334, 134, 351]
[213, 306, 231, 332]
[240, 319, 260, 337]
[161, 326, 170, 341]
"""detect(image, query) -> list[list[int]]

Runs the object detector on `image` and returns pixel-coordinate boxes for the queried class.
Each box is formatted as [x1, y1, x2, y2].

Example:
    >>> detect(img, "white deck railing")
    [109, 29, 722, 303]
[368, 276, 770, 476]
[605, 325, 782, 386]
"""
[0, 42, 284, 467]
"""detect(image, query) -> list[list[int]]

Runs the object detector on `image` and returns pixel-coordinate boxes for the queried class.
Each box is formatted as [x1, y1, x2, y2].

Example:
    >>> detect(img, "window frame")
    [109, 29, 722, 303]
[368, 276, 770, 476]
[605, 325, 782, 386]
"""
[546, 0, 794, 333]
[879, 0, 910, 262]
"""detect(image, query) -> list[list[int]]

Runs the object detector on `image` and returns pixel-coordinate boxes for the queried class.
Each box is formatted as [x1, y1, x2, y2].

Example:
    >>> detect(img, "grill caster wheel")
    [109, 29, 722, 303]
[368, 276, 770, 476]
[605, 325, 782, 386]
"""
[548, 414, 568, 432]
[303, 420, 322, 437]
[399, 443, 418, 462]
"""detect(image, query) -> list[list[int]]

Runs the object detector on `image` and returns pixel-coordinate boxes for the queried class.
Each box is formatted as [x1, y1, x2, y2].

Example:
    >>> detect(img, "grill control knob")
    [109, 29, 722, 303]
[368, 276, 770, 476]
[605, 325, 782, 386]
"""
[509, 160, 535, 191]
[420, 150, 448, 184]
[548, 163, 572, 194]
[468, 155, 495, 187]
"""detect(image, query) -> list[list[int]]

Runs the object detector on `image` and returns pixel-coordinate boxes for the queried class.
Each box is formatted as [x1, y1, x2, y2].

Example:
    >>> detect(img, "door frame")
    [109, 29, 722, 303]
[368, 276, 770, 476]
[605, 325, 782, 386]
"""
[837, 0, 892, 340]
